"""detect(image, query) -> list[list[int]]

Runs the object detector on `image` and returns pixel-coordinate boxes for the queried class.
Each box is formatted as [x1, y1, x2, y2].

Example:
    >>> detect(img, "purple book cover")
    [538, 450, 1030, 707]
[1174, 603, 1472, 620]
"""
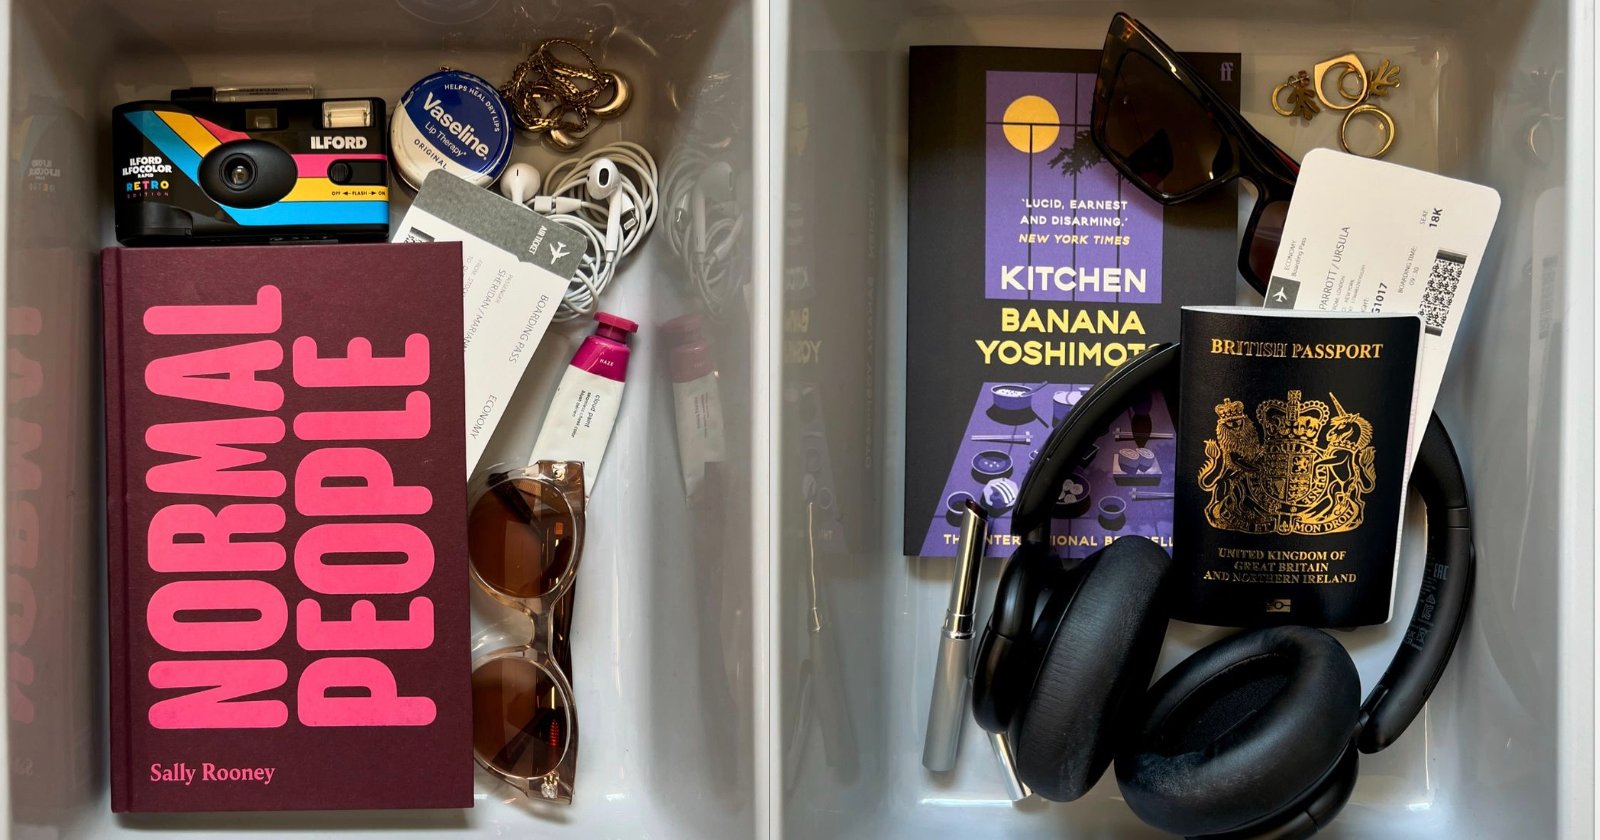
[906, 46, 1241, 558]
[102, 243, 472, 811]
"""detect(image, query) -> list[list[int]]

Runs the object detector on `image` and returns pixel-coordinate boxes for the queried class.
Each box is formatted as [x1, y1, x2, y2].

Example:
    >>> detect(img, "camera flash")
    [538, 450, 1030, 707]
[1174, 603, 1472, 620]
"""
[323, 100, 373, 129]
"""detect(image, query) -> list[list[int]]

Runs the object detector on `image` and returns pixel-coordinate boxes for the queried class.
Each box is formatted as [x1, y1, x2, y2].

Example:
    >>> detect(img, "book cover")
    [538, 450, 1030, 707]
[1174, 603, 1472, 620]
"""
[906, 45, 1241, 558]
[102, 243, 472, 812]
[1174, 307, 1422, 628]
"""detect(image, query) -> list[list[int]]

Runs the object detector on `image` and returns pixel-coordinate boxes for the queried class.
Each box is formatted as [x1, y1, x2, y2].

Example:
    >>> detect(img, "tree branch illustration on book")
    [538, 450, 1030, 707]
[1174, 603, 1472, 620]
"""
[1046, 129, 1100, 177]
[1198, 390, 1378, 536]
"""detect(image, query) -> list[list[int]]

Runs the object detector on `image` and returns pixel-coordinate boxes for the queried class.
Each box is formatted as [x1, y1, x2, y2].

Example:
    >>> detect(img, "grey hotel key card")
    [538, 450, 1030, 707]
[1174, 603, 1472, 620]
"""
[393, 169, 587, 475]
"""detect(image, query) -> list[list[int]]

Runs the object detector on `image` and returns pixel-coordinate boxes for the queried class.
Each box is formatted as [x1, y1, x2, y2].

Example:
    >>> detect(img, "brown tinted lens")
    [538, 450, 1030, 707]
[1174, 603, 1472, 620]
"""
[472, 657, 569, 779]
[1247, 199, 1291, 287]
[1102, 51, 1232, 197]
[468, 477, 577, 599]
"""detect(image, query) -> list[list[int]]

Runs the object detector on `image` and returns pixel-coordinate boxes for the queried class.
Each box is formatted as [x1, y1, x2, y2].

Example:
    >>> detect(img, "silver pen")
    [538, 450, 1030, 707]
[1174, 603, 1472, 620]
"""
[922, 500, 989, 771]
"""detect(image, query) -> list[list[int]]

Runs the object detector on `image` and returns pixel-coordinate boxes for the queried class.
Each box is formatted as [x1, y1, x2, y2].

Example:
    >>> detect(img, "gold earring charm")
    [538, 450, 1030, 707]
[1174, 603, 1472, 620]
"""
[1314, 53, 1369, 111]
[1340, 103, 1397, 158]
[1367, 59, 1401, 97]
[1271, 71, 1321, 122]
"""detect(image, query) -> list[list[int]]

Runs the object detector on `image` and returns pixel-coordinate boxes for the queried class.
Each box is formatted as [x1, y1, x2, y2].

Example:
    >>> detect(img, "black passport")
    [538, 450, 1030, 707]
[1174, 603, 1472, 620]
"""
[1174, 307, 1423, 628]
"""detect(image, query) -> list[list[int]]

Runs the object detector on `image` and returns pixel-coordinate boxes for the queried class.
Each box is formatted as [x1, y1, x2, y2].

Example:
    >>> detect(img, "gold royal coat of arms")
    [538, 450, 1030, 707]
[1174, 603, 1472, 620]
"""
[1197, 390, 1377, 536]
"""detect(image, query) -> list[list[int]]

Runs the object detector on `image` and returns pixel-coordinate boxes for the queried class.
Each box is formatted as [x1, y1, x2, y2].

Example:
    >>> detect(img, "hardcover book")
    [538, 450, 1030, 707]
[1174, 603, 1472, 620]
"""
[906, 45, 1242, 557]
[102, 243, 473, 812]
[1174, 307, 1422, 628]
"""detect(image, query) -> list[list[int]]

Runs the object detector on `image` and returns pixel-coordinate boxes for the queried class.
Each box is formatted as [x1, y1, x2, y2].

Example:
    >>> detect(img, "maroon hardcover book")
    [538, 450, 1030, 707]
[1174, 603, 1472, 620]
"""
[102, 243, 472, 812]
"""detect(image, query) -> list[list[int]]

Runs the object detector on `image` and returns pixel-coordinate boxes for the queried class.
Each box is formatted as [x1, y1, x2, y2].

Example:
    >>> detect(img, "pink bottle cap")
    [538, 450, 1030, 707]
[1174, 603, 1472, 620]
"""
[662, 313, 714, 382]
[594, 311, 639, 342]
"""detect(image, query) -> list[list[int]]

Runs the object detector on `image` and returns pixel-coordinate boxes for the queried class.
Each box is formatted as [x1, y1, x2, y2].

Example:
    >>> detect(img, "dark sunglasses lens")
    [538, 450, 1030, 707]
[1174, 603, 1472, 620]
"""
[468, 477, 577, 599]
[1103, 51, 1231, 197]
[472, 657, 569, 780]
[1247, 200, 1291, 286]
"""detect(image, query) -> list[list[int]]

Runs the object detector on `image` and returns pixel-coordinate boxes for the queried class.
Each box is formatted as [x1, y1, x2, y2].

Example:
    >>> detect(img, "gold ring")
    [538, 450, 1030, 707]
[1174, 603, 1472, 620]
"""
[1337, 67, 1367, 102]
[1340, 104, 1396, 158]
[1314, 53, 1368, 111]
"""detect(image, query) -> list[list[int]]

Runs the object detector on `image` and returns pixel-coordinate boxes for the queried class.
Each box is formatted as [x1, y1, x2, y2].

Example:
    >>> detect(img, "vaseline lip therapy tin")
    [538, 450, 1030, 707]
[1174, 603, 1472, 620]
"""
[390, 69, 513, 190]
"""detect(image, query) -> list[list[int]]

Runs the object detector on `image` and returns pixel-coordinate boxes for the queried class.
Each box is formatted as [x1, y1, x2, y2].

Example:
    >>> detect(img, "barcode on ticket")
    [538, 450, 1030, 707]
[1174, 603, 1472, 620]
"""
[1420, 249, 1467, 336]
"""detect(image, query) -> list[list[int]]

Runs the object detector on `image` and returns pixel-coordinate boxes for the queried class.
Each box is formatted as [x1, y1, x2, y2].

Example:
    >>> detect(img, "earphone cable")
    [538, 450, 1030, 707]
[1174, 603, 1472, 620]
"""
[538, 141, 659, 321]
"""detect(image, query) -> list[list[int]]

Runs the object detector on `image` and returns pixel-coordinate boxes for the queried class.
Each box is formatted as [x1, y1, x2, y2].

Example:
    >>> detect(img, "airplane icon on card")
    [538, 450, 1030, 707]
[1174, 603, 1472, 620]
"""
[549, 242, 570, 262]
[1264, 276, 1300, 309]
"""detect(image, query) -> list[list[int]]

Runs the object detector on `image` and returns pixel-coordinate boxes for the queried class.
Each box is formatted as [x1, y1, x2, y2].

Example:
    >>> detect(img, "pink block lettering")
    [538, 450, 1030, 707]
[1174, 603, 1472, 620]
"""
[7, 573, 34, 646]
[9, 652, 33, 724]
[294, 448, 432, 517]
[9, 420, 40, 493]
[292, 334, 430, 387]
[294, 523, 435, 595]
[144, 285, 282, 336]
[297, 597, 434, 651]
[147, 579, 288, 652]
[293, 391, 431, 441]
[298, 657, 435, 726]
[147, 659, 288, 729]
[145, 417, 287, 498]
[148, 503, 286, 573]
[144, 340, 285, 411]
[8, 305, 41, 336]
[8, 348, 42, 403]
[10, 499, 37, 570]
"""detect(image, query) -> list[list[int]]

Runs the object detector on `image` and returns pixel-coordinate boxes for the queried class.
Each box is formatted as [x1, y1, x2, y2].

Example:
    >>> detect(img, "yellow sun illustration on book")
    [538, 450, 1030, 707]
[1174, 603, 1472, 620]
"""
[1002, 95, 1061, 154]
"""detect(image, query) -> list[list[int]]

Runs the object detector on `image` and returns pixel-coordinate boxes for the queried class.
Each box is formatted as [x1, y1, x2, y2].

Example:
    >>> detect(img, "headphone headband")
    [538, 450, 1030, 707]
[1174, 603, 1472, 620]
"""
[1012, 343, 1475, 754]
[1013, 344, 1182, 542]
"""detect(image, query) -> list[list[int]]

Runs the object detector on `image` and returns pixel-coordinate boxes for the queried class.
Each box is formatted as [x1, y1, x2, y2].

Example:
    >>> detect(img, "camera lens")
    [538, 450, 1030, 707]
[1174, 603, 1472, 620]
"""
[200, 140, 295, 209]
[222, 155, 256, 190]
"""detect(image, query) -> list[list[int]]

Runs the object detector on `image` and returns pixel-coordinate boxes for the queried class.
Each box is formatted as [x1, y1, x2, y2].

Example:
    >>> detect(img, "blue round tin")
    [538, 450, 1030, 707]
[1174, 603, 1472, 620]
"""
[390, 69, 513, 190]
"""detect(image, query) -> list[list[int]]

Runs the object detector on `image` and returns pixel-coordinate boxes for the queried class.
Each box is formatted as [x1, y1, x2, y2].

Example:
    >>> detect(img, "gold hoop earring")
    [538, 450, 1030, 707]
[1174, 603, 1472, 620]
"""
[590, 71, 632, 120]
[1270, 71, 1320, 122]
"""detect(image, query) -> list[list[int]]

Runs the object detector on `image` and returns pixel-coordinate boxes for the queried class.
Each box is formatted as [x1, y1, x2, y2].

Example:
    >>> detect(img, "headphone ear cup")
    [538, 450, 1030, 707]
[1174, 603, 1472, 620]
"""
[1010, 536, 1172, 802]
[971, 541, 1058, 734]
[1115, 626, 1361, 838]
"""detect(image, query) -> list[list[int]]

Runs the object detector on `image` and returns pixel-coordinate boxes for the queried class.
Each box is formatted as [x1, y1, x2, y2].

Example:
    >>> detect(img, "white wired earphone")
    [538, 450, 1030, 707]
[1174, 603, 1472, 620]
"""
[498, 141, 659, 321]
[662, 148, 744, 320]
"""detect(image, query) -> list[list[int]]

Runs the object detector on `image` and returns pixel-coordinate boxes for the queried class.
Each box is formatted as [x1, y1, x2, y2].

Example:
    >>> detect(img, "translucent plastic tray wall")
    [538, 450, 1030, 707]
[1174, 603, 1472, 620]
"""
[772, 1, 1593, 838]
[0, 0, 1593, 838]
[6, 0, 760, 837]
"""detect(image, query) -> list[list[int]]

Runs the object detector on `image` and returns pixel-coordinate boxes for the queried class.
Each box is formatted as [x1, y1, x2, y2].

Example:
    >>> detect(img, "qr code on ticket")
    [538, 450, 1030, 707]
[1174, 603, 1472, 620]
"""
[1420, 250, 1467, 336]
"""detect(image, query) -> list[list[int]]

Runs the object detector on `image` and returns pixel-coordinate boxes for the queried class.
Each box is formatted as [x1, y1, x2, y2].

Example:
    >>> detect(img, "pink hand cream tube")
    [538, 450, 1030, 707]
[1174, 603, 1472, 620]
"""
[663, 314, 727, 499]
[528, 312, 637, 495]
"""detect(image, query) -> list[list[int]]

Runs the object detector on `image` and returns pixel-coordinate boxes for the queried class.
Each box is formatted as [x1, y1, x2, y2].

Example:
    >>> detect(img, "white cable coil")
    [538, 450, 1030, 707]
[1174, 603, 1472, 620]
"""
[663, 149, 744, 320]
[536, 141, 659, 322]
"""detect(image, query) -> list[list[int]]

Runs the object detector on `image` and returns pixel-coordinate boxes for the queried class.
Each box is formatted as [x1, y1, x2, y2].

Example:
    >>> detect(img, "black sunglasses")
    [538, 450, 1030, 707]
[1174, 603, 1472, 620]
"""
[1090, 13, 1299, 296]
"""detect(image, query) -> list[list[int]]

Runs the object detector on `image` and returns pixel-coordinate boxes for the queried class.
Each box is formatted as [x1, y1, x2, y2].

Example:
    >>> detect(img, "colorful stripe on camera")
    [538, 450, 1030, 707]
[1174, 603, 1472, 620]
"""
[123, 110, 388, 227]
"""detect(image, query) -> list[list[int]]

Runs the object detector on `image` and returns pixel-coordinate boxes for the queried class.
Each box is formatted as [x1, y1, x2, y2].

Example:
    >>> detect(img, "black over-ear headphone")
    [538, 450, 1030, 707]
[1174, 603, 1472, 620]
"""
[971, 343, 1475, 839]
